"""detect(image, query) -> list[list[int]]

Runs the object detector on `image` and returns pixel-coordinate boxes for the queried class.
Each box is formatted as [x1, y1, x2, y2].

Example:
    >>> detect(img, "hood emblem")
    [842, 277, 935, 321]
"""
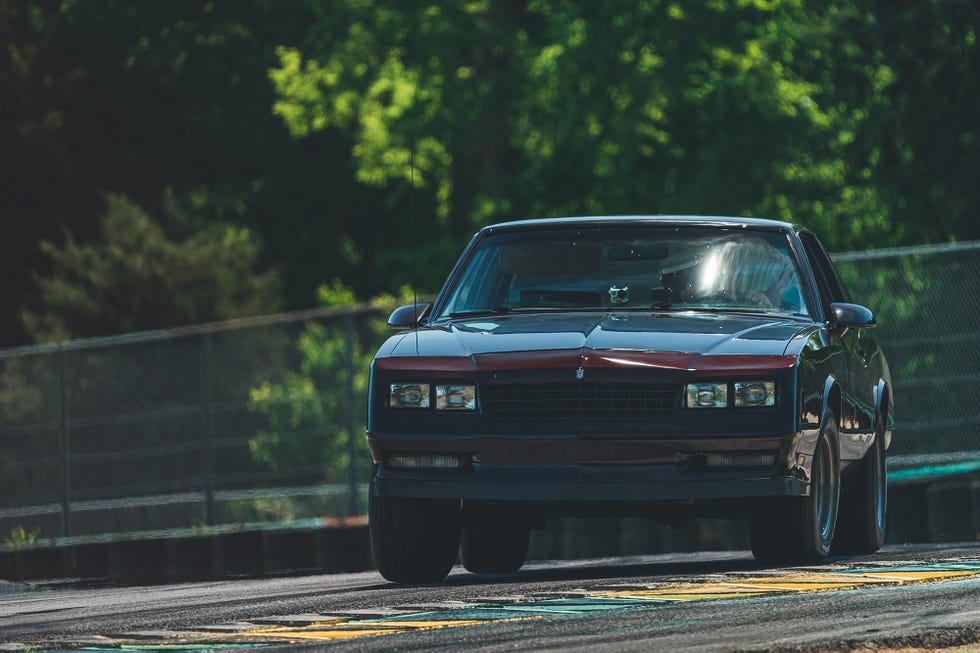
[576, 367, 585, 380]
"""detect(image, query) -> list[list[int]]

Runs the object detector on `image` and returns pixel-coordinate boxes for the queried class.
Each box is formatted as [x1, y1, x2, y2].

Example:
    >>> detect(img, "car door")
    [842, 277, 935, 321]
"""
[799, 233, 875, 463]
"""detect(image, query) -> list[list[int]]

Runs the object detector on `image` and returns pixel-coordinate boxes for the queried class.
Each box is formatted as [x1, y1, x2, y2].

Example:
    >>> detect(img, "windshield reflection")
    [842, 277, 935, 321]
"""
[439, 226, 810, 320]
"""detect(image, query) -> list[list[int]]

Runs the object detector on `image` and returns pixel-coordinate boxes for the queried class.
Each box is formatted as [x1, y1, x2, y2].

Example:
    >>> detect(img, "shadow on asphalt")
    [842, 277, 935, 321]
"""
[368, 548, 934, 591]
[379, 553, 765, 591]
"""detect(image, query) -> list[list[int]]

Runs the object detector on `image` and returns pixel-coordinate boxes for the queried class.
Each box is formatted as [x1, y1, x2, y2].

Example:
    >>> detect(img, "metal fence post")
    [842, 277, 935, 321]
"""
[57, 345, 71, 538]
[200, 333, 215, 526]
[344, 313, 358, 517]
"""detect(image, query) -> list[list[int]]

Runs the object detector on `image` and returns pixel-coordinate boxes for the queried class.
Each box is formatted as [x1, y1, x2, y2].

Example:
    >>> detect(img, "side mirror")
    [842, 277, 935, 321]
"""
[830, 302, 875, 329]
[387, 303, 430, 330]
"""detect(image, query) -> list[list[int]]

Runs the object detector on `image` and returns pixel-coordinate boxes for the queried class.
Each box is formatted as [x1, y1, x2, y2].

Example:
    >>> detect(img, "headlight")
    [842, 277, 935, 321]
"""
[735, 381, 776, 407]
[389, 383, 430, 408]
[686, 382, 728, 408]
[436, 384, 477, 410]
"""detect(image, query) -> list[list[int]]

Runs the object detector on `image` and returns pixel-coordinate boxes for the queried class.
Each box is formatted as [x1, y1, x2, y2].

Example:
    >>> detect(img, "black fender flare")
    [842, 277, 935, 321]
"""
[792, 376, 842, 482]
[873, 379, 891, 450]
[821, 375, 842, 429]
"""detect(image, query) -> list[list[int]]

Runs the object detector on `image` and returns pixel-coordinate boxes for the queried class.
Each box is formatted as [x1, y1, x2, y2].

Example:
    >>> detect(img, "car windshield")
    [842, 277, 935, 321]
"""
[438, 225, 810, 319]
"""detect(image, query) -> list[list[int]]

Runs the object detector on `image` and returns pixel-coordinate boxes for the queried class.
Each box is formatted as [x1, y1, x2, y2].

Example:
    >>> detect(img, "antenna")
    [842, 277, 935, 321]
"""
[410, 137, 420, 355]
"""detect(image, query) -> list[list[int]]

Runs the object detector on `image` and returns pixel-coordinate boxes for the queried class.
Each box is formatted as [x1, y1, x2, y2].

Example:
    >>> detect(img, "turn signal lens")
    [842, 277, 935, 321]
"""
[388, 383, 430, 408]
[735, 381, 776, 407]
[686, 383, 728, 408]
[387, 454, 464, 470]
[705, 453, 776, 467]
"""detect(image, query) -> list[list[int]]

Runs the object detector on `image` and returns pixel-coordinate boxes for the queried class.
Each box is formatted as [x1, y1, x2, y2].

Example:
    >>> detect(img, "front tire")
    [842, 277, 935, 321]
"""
[369, 493, 461, 583]
[751, 412, 841, 564]
[833, 408, 887, 554]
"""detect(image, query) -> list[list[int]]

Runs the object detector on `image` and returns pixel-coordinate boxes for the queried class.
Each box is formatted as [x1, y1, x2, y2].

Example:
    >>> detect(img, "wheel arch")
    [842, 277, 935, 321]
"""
[822, 376, 842, 430]
[874, 380, 892, 450]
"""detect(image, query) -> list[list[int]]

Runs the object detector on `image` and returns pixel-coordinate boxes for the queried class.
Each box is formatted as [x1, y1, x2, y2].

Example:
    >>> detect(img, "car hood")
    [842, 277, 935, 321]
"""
[379, 312, 811, 371]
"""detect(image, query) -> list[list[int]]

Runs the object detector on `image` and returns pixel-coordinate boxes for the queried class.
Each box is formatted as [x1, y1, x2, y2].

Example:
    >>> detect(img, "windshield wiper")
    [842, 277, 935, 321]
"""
[666, 305, 779, 316]
[650, 301, 780, 314]
[448, 306, 512, 319]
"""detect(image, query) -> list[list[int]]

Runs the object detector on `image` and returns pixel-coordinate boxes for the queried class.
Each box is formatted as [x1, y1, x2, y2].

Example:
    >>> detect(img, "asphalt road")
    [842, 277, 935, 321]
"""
[1, 542, 979, 652]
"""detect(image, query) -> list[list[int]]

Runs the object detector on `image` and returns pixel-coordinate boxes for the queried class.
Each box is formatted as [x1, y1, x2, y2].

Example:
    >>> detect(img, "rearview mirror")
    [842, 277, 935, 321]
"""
[500, 242, 602, 275]
[606, 243, 669, 261]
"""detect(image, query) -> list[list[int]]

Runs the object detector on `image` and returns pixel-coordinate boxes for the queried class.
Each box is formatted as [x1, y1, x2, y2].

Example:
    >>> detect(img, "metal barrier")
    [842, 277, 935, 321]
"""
[1, 241, 978, 546]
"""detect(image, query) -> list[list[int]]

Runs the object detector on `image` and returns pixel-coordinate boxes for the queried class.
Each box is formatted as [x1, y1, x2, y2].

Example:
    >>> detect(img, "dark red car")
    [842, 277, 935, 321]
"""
[367, 216, 892, 582]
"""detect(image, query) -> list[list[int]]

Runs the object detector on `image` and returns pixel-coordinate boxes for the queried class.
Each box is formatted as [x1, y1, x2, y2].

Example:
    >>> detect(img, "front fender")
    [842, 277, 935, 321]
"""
[789, 373, 841, 484]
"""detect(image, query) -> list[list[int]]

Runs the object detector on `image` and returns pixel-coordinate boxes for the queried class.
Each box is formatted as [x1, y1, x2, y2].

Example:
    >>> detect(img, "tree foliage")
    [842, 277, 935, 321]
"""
[1, 0, 978, 347]
[0, 0, 358, 345]
[246, 286, 413, 519]
[269, 0, 979, 261]
[22, 195, 281, 342]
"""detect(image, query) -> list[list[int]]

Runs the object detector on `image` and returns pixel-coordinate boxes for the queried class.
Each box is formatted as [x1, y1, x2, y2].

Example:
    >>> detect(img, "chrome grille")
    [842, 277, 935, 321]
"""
[481, 382, 677, 420]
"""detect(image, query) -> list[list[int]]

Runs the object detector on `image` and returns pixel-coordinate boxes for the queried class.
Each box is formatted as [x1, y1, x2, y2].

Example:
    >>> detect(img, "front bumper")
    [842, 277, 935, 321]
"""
[372, 463, 809, 502]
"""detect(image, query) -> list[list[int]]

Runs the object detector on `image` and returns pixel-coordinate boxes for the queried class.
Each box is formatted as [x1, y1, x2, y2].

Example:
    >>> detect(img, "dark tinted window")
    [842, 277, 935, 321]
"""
[800, 232, 850, 308]
[439, 226, 811, 319]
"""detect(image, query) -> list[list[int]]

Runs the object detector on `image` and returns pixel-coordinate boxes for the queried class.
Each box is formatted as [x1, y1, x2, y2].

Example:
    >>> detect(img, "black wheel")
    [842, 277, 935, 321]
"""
[751, 411, 841, 564]
[369, 492, 461, 583]
[833, 408, 887, 554]
[460, 511, 530, 574]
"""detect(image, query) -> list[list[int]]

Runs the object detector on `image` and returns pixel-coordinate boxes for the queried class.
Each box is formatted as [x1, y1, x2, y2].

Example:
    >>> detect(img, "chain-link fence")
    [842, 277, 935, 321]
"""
[0, 305, 393, 545]
[833, 241, 980, 463]
[1, 241, 978, 546]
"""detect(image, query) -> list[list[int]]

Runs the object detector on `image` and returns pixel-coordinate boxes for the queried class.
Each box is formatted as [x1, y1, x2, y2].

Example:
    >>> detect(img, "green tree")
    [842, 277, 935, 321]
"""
[246, 284, 412, 520]
[862, 2, 980, 245]
[21, 195, 281, 342]
[0, 0, 105, 346]
[0, 1, 362, 347]
[3, 0, 978, 349]
[269, 2, 881, 254]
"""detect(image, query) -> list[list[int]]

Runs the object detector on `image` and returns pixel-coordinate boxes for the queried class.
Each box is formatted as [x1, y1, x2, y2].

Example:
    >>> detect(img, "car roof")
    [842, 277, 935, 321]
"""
[480, 215, 799, 234]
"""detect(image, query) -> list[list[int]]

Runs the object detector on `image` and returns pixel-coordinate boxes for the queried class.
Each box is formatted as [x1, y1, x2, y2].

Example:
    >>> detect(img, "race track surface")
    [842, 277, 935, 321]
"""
[1, 542, 978, 651]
